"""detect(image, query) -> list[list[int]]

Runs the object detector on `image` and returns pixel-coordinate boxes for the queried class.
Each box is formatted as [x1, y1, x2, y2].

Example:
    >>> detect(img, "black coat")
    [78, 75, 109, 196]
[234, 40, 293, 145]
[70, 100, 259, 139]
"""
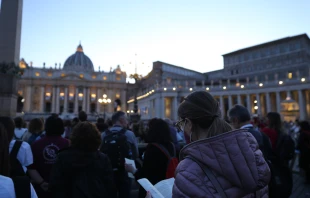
[49, 148, 117, 198]
[134, 142, 175, 198]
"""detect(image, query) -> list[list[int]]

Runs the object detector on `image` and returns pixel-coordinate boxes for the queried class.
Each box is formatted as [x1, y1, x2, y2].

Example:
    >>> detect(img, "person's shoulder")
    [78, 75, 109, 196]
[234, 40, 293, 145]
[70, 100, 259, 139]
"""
[125, 129, 135, 136]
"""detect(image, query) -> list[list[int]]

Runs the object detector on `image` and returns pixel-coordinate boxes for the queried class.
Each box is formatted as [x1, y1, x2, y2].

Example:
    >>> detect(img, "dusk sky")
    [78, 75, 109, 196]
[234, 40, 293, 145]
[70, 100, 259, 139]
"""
[12, 0, 310, 76]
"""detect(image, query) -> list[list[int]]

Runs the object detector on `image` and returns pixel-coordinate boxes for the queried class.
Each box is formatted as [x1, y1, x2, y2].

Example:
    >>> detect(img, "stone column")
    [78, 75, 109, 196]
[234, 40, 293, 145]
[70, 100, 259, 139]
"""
[298, 90, 306, 120]
[246, 94, 252, 114]
[96, 88, 100, 113]
[82, 87, 87, 111]
[86, 87, 90, 113]
[276, 91, 281, 113]
[228, 95, 233, 110]
[55, 86, 60, 113]
[219, 95, 225, 118]
[237, 95, 241, 105]
[265, 92, 271, 113]
[107, 89, 113, 113]
[256, 93, 262, 116]
[0, 0, 23, 64]
[74, 87, 79, 113]
[155, 96, 161, 118]
[24, 86, 32, 112]
[286, 91, 291, 99]
[39, 86, 45, 112]
[160, 96, 165, 119]
[64, 87, 68, 113]
[52, 86, 56, 113]
[172, 96, 178, 121]
[121, 89, 126, 112]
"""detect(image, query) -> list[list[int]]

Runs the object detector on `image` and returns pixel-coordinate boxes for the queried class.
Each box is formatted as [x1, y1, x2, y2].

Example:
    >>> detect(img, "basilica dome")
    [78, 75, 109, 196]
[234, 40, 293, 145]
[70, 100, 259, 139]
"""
[63, 44, 94, 72]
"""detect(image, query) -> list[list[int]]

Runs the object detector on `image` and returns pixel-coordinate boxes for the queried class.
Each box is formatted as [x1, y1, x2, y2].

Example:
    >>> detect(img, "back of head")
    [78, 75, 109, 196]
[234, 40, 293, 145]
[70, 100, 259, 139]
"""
[14, 117, 24, 129]
[299, 121, 310, 131]
[147, 118, 172, 143]
[164, 118, 173, 126]
[178, 91, 233, 138]
[266, 112, 282, 132]
[0, 116, 15, 141]
[45, 116, 64, 136]
[0, 123, 10, 176]
[228, 105, 251, 123]
[112, 111, 125, 124]
[97, 118, 105, 124]
[28, 118, 44, 134]
[70, 122, 101, 152]
[78, 111, 87, 122]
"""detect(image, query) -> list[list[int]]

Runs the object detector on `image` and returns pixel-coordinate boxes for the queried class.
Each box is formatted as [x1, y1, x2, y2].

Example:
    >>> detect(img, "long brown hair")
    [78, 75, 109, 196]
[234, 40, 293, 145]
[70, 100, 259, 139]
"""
[266, 112, 284, 135]
[178, 91, 233, 138]
[0, 123, 10, 176]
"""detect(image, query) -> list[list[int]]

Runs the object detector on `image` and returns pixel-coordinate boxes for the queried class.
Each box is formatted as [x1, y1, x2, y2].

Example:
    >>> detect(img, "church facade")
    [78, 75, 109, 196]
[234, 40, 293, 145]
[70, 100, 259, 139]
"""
[17, 44, 127, 120]
[127, 34, 310, 122]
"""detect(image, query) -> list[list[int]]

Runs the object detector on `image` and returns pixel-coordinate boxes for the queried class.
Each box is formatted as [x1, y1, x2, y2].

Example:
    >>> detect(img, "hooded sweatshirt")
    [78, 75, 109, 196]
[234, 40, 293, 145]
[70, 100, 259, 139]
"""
[173, 129, 270, 198]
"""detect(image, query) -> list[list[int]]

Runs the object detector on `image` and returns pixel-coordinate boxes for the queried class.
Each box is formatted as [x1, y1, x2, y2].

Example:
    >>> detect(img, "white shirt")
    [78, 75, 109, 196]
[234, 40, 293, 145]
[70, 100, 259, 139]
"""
[14, 128, 28, 140]
[9, 140, 33, 172]
[0, 175, 38, 198]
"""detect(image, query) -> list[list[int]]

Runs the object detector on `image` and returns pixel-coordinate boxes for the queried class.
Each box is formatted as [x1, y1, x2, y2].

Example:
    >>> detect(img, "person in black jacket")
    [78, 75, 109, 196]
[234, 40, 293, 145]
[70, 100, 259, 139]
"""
[228, 105, 273, 159]
[125, 118, 175, 198]
[49, 121, 117, 198]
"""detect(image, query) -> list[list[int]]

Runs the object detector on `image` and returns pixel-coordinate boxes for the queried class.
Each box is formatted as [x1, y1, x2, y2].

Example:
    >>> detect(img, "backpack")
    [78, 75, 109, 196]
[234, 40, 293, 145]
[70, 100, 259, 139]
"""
[10, 141, 31, 198]
[100, 128, 131, 171]
[10, 141, 26, 177]
[152, 143, 179, 179]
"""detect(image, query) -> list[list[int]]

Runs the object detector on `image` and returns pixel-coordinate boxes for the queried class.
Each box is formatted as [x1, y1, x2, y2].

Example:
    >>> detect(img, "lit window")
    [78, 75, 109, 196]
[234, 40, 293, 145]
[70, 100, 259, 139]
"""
[287, 72, 292, 79]
[103, 76, 107, 80]
[35, 72, 40, 77]
[116, 77, 121, 81]
[61, 73, 65, 77]
[47, 72, 52, 77]
[80, 74, 84, 78]
[116, 94, 120, 98]
[92, 75, 96, 79]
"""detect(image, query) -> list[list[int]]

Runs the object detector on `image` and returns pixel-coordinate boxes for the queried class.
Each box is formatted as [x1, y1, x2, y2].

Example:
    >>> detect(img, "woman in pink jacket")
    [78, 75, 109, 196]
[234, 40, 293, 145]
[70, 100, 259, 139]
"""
[173, 91, 270, 198]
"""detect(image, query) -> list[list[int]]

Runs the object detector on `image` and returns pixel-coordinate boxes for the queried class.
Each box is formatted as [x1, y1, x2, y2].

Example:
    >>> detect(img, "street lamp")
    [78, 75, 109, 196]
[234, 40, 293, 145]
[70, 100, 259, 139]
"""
[98, 94, 111, 119]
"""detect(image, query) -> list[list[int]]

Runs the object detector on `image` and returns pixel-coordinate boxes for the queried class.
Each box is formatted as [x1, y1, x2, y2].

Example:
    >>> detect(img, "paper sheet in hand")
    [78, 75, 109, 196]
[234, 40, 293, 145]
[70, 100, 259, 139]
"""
[125, 158, 136, 178]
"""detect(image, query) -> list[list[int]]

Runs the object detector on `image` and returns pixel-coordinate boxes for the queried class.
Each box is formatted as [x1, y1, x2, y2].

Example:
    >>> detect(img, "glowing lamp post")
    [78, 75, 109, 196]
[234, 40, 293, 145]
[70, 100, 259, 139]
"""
[98, 94, 111, 119]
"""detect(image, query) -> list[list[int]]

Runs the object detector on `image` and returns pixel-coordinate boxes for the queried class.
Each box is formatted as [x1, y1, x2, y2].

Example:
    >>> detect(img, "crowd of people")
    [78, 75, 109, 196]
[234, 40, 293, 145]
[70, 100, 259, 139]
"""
[0, 90, 310, 198]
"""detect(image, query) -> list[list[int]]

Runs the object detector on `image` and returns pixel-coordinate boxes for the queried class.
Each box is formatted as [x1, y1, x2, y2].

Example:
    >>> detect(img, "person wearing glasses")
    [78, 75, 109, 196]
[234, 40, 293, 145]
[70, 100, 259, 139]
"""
[173, 91, 270, 198]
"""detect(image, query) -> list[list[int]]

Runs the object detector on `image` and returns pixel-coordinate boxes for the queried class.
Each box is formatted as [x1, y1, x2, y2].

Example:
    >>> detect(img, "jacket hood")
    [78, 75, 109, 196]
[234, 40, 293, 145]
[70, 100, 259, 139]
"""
[180, 129, 270, 192]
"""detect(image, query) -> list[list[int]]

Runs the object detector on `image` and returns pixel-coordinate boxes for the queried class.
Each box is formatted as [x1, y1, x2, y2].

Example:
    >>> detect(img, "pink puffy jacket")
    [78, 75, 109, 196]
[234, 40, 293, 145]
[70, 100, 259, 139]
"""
[173, 129, 270, 198]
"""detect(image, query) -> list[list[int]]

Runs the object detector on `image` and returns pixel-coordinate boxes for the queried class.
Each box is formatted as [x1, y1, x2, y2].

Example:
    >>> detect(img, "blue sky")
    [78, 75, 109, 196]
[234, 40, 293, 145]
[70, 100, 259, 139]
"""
[10, 0, 310, 75]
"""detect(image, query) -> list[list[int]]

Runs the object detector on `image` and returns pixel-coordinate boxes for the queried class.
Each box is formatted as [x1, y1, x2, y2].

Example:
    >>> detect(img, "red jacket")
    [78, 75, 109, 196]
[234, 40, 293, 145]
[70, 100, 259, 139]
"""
[262, 127, 278, 149]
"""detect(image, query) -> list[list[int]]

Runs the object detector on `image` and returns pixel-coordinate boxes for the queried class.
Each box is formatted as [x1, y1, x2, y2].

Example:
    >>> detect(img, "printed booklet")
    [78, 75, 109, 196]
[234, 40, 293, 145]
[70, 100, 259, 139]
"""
[137, 177, 175, 198]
